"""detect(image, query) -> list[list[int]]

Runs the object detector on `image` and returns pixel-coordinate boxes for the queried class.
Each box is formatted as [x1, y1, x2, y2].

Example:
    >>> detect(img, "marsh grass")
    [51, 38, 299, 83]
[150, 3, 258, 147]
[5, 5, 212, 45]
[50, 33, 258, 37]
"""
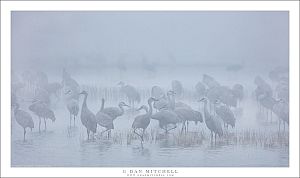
[221, 129, 289, 148]
[101, 128, 288, 149]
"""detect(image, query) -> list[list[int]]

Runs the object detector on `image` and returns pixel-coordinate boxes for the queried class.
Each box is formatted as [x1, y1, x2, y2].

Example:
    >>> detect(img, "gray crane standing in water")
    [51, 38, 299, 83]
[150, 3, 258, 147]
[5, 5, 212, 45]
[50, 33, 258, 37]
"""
[198, 97, 223, 142]
[79, 90, 97, 140]
[101, 100, 130, 121]
[96, 98, 114, 138]
[202, 74, 220, 89]
[257, 93, 276, 122]
[29, 100, 56, 133]
[167, 90, 203, 133]
[62, 68, 80, 101]
[171, 80, 184, 99]
[195, 81, 207, 100]
[67, 98, 79, 127]
[33, 87, 51, 107]
[153, 90, 175, 111]
[65, 89, 79, 127]
[118, 81, 140, 109]
[151, 93, 181, 134]
[272, 99, 289, 132]
[14, 103, 34, 141]
[215, 100, 236, 129]
[151, 86, 165, 99]
[132, 97, 157, 142]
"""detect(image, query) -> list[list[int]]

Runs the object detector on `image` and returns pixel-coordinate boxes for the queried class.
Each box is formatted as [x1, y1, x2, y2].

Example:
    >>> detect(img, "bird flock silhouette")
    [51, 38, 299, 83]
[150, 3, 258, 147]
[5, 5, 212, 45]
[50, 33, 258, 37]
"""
[11, 67, 289, 146]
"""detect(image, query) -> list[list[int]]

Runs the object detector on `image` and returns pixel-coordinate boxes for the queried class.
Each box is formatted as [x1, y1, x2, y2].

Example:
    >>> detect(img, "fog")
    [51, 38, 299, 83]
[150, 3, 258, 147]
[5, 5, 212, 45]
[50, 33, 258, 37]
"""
[12, 11, 288, 72]
[11, 11, 289, 167]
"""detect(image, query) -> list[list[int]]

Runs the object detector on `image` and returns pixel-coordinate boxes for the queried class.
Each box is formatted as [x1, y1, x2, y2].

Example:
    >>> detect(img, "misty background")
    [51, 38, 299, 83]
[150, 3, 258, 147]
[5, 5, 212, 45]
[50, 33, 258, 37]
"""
[12, 11, 288, 79]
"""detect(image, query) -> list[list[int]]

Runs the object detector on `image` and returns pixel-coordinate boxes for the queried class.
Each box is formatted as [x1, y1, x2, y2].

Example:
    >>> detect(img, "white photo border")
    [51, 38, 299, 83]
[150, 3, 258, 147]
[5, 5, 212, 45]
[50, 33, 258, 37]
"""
[1, 1, 299, 177]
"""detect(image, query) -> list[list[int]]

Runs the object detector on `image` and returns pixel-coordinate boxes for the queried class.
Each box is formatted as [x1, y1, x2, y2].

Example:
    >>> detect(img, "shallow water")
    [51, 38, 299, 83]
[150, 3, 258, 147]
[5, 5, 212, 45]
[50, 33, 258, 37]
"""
[11, 100, 289, 167]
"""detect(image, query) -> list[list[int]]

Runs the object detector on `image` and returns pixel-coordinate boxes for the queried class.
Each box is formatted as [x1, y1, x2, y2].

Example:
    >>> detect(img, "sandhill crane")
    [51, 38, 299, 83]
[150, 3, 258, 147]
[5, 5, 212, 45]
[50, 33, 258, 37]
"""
[132, 97, 157, 142]
[202, 74, 220, 89]
[258, 94, 276, 122]
[276, 82, 289, 102]
[29, 101, 56, 133]
[218, 86, 237, 108]
[151, 86, 165, 99]
[62, 68, 80, 101]
[118, 81, 140, 109]
[13, 103, 34, 141]
[34, 87, 51, 107]
[101, 101, 130, 120]
[254, 76, 273, 97]
[44, 82, 62, 100]
[153, 95, 169, 111]
[95, 98, 114, 138]
[232, 84, 244, 107]
[174, 108, 203, 133]
[151, 97, 181, 134]
[195, 82, 207, 100]
[153, 90, 176, 111]
[66, 99, 79, 127]
[272, 99, 289, 132]
[215, 100, 236, 129]
[171, 80, 183, 99]
[198, 97, 223, 142]
[79, 90, 97, 140]
[167, 90, 202, 133]
[206, 86, 222, 112]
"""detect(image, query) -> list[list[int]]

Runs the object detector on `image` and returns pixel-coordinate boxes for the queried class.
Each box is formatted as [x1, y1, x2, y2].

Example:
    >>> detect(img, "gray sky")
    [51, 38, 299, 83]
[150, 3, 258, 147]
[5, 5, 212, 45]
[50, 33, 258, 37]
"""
[12, 11, 289, 71]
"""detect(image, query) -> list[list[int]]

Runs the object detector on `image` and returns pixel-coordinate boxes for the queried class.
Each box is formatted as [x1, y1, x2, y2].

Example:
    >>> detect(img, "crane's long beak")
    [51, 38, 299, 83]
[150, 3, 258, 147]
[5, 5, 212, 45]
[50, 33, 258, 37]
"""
[65, 90, 71, 95]
[151, 97, 159, 101]
[79, 91, 84, 95]
[136, 106, 143, 111]
[198, 98, 205, 102]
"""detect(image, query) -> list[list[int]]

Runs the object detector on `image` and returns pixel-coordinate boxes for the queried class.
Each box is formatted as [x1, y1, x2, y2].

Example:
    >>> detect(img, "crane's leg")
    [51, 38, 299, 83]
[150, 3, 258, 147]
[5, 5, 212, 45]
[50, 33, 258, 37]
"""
[142, 129, 145, 142]
[214, 133, 217, 143]
[133, 129, 143, 141]
[44, 118, 47, 131]
[73, 115, 76, 127]
[181, 121, 186, 134]
[87, 129, 90, 140]
[23, 128, 26, 142]
[210, 131, 213, 143]
[108, 130, 111, 139]
[186, 121, 189, 133]
[70, 113, 72, 127]
[278, 120, 281, 133]
[39, 117, 41, 133]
